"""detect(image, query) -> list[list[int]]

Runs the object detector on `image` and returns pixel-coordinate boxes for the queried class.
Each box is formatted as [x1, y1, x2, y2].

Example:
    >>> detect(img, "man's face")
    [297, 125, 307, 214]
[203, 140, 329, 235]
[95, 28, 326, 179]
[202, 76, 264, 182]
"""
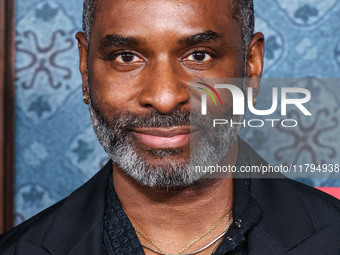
[83, 0, 247, 187]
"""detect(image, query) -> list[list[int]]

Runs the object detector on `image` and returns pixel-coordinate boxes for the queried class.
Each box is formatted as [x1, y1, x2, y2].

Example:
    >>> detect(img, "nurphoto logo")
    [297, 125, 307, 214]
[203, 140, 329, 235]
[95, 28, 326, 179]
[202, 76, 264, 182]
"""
[195, 81, 312, 128]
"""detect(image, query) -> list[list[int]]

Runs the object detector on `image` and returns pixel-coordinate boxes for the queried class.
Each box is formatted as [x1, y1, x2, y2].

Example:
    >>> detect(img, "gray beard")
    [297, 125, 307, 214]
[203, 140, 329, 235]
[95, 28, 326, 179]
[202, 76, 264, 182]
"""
[88, 70, 247, 189]
[89, 99, 243, 188]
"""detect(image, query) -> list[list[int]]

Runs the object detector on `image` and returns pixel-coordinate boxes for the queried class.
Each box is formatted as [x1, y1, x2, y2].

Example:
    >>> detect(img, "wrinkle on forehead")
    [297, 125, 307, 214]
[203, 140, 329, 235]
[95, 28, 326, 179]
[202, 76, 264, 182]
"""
[87, 0, 242, 44]
[92, 0, 237, 38]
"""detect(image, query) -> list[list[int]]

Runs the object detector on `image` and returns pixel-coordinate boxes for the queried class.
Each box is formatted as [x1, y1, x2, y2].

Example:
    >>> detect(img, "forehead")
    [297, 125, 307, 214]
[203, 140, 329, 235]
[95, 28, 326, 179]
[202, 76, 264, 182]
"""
[91, 0, 239, 42]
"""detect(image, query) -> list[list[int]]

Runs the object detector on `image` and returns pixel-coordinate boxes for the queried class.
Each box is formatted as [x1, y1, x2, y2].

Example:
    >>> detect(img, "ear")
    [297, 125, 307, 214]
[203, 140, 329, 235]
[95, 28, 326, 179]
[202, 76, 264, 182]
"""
[75, 32, 89, 105]
[246, 32, 264, 105]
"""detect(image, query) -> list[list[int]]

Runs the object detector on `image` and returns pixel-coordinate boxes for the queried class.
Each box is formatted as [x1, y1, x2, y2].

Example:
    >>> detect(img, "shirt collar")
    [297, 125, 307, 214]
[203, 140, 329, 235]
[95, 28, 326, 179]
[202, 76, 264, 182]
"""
[213, 143, 262, 254]
[102, 171, 144, 255]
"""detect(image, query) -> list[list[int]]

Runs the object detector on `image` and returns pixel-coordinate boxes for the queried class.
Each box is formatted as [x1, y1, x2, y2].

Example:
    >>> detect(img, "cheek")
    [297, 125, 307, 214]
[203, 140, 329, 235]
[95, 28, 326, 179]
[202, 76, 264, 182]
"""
[219, 90, 234, 111]
[88, 62, 143, 113]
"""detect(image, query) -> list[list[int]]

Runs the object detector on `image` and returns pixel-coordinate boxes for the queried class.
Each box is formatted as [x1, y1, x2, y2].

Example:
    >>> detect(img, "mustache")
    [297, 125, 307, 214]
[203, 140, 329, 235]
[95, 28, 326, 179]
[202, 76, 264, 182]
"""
[89, 99, 230, 142]
[90, 100, 231, 134]
[91, 106, 192, 130]
[110, 109, 191, 129]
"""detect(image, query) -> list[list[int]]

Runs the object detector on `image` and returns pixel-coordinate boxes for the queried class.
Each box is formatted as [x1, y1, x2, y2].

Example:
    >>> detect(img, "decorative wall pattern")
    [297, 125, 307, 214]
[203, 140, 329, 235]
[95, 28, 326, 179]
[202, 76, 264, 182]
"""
[14, 0, 109, 225]
[14, 0, 340, 225]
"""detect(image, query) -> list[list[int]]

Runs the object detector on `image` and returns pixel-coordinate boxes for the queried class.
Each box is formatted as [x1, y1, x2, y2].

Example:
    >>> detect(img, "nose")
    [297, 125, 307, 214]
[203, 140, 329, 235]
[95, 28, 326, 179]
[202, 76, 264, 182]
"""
[138, 58, 189, 114]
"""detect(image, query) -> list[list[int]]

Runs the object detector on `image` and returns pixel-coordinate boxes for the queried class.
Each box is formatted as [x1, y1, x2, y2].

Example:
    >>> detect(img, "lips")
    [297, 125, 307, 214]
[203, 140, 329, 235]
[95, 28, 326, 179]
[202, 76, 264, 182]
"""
[130, 126, 194, 149]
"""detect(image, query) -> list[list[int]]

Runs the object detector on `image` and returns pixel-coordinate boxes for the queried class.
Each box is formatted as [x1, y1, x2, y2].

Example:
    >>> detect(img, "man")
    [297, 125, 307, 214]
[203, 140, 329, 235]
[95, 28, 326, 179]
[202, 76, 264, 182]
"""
[1, 0, 340, 254]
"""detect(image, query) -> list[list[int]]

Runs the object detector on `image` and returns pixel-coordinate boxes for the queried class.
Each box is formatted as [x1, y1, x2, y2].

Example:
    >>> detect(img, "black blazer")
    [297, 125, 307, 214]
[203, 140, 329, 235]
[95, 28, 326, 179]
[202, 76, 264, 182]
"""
[1, 141, 340, 254]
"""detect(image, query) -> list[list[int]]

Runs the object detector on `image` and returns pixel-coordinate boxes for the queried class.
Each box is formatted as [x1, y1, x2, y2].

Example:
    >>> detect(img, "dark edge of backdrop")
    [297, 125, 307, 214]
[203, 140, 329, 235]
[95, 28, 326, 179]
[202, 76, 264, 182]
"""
[0, 0, 15, 233]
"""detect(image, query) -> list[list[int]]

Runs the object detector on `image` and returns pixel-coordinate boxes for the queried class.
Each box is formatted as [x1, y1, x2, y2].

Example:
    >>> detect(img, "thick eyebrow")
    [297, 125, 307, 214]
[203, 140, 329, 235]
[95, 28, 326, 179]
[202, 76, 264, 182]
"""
[98, 34, 140, 50]
[179, 30, 223, 45]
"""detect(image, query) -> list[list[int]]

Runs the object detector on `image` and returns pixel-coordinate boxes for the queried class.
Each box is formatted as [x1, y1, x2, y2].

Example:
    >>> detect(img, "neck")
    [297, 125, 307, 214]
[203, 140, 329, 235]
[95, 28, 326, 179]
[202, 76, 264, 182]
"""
[113, 140, 238, 254]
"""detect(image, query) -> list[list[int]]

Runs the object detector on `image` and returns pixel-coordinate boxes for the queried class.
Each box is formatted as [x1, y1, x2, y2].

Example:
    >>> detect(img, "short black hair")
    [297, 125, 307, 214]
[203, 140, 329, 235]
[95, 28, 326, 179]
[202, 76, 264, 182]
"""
[82, 0, 254, 50]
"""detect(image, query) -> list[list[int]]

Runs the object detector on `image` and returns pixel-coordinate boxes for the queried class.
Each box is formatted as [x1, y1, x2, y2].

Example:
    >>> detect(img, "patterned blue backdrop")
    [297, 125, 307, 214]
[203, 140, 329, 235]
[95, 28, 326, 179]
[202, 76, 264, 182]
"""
[14, 0, 340, 225]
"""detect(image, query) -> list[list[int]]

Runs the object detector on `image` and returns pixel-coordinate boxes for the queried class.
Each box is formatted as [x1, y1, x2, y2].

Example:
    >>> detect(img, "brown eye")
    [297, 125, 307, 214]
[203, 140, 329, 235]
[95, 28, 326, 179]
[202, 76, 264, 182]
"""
[186, 51, 212, 62]
[114, 53, 142, 64]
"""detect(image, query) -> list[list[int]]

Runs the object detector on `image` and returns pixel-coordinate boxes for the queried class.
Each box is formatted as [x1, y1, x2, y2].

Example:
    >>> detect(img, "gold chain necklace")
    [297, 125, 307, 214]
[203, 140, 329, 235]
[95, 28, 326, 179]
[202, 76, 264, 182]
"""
[138, 217, 233, 255]
[133, 210, 232, 255]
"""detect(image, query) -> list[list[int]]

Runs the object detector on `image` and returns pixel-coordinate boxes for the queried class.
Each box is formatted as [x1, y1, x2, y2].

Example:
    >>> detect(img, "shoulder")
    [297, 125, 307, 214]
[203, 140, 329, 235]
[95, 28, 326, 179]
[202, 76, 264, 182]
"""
[267, 177, 340, 215]
[240, 138, 340, 224]
[0, 161, 112, 254]
[251, 176, 340, 230]
[241, 139, 340, 251]
[0, 199, 64, 254]
[287, 178, 340, 221]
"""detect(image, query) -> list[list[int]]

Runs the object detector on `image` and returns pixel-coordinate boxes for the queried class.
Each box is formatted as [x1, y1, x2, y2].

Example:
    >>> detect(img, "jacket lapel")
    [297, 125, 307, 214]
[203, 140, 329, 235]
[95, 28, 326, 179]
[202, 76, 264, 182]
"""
[242, 140, 315, 250]
[41, 161, 112, 255]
